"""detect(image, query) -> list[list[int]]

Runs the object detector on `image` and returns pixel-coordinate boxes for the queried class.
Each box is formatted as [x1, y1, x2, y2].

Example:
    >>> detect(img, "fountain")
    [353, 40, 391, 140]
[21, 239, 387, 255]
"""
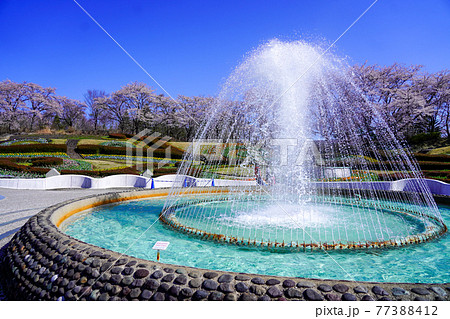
[3, 39, 449, 301]
[161, 39, 447, 250]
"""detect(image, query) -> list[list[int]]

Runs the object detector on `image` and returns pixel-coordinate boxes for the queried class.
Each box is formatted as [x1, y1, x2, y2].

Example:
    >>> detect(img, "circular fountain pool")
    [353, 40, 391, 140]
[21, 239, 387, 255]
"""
[62, 195, 450, 284]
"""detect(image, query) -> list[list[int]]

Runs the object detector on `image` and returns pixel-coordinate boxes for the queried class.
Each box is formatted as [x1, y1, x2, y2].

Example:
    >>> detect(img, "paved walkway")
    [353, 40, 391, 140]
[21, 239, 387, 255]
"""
[0, 188, 128, 248]
[0, 188, 134, 300]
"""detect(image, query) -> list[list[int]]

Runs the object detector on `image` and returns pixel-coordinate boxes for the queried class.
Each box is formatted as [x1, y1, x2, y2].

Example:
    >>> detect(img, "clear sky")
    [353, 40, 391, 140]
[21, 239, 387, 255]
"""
[1, 0, 449, 102]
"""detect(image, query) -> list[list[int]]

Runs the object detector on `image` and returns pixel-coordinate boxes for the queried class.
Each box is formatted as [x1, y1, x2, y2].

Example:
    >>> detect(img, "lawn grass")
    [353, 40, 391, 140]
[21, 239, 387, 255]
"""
[428, 146, 450, 155]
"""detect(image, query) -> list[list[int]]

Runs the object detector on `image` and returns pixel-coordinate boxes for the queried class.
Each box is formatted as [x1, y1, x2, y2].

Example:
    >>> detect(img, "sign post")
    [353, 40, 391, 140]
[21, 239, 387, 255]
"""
[152, 241, 170, 261]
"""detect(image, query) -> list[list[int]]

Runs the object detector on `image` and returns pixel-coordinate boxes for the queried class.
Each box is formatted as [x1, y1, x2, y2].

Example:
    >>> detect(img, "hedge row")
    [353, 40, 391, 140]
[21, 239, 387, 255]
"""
[0, 144, 67, 153]
[75, 144, 185, 159]
[59, 166, 140, 177]
[413, 153, 450, 162]
[0, 159, 50, 174]
[30, 157, 64, 166]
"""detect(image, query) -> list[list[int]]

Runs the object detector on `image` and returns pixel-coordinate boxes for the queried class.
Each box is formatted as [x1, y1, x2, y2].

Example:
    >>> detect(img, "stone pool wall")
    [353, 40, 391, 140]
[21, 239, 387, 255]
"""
[0, 188, 449, 301]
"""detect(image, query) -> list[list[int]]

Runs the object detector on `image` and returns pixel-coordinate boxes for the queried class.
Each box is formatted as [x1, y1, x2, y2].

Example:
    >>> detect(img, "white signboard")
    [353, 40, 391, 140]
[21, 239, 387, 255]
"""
[152, 241, 170, 250]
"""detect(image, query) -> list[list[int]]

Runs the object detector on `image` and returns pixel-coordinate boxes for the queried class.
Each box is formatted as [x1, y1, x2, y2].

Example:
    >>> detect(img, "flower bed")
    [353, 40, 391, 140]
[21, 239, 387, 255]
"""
[81, 154, 182, 163]
[0, 143, 67, 153]
[0, 138, 50, 146]
[0, 152, 69, 159]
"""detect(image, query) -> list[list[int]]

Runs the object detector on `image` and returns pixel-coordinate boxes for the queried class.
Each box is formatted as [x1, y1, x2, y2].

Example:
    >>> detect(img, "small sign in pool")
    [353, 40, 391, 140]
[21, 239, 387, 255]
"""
[152, 241, 170, 261]
[152, 241, 170, 250]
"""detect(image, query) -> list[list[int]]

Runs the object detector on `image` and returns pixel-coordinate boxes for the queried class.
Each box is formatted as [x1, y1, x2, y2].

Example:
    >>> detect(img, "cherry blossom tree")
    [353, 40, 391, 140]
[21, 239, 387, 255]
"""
[84, 89, 106, 132]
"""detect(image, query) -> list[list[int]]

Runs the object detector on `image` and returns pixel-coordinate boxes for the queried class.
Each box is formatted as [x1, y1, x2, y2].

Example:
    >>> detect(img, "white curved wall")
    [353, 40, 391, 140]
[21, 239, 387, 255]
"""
[0, 175, 449, 196]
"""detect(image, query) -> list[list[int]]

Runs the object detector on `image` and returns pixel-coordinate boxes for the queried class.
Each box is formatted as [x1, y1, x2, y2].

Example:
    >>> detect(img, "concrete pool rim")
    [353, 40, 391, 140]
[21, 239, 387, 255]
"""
[1, 187, 449, 301]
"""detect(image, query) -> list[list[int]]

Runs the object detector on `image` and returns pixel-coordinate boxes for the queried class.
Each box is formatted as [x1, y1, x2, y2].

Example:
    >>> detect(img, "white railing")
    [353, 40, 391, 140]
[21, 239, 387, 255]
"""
[0, 174, 449, 196]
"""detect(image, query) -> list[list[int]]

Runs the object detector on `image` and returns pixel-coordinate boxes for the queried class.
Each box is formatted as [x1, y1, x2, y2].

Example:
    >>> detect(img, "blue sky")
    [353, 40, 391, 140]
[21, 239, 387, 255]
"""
[1, 0, 449, 101]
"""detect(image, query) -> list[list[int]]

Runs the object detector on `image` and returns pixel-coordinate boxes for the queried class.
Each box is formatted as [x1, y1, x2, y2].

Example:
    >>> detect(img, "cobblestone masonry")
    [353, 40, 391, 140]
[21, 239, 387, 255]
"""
[1, 188, 449, 301]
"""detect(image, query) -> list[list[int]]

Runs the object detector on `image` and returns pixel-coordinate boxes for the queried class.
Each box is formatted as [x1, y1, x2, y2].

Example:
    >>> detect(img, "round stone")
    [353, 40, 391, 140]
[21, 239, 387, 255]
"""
[251, 277, 265, 285]
[162, 273, 175, 282]
[121, 286, 131, 297]
[151, 270, 164, 279]
[333, 283, 349, 293]
[325, 293, 340, 301]
[163, 267, 174, 273]
[140, 289, 152, 300]
[361, 295, 375, 301]
[285, 288, 302, 299]
[208, 291, 225, 301]
[121, 267, 134, 276]
[342, 293, 357, 301]
[203, 272, 218, 279]
[151, 292, 165, 301]
[224, 293, 237, 301]
[188, 272, 200, 278]
[143, 279, 159, 291]
[117, 275, 131, 285]
[266, 279, 281, 286]
[114, 258, 128, 266]
[235, 275, 250, 281]
[111, 285, 122, 295]
[379, 297, 393, 301]
[258, 295, 271, 301]
[202, 279, 219, 291]
[354, 285, 368, 294]
[169, 285, 180, 297]
[131, 279, 144, 288]
[173, 275, 188, 285]
[189, 278, 202, 288]
[250, 285, 266, 296]
[297, 281, 315, 288]
[372, 286, 389, 296]
[192, 290, 208, 300]
[392, 287, 409, 296]
[235, 282, 249, 293]
[414, 297, 428, 301]
[239, 293, 257, 301]
[218, 274, 233, 283]
[180, 288, 194, 299]
[100, 262, 112, 272]
[98, 293, 109, 301]
[283, 279, 295, 288]
[158, 283, 170, 293]
[133, 269, 149, 279]
[318, 284, 332, 292]
[219, 283, 234, 293]
[303, 288, 324, 301]
[411, 288, 430, 295]
[429, 287, 447, 296]
[126, 261, 137, 267]
[175, 268, 187, 275]
[267, 286, 283, 298]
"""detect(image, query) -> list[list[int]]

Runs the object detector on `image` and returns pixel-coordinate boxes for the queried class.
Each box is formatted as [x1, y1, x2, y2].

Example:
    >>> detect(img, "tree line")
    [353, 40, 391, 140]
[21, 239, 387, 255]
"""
[0, 63, 449, 142]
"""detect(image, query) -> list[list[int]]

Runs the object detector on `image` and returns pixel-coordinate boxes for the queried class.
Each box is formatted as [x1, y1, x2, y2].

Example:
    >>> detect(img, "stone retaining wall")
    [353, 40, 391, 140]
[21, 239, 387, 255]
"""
[1, 188, 449, 301]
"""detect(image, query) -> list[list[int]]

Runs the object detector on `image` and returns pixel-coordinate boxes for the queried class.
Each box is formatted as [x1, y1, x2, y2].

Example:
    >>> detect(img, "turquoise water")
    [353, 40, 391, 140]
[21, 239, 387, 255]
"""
[63, 198, 450, 283]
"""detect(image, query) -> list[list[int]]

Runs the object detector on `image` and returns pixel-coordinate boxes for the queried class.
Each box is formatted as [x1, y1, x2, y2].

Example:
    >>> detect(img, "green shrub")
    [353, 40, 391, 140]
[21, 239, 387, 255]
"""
[0, 144, 67, 153]
[75, 144, 185, 159]
[413, 153, 450, 162]
[408, 132, 441, 145]
[108, 133, 128, 139]
[60, 166, 140, 177]
[31, 157, 64, 167]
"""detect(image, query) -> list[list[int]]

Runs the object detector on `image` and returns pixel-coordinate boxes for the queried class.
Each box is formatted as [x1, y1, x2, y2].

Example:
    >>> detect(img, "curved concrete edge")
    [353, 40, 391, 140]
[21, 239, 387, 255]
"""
[1, 188, 449, 301]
